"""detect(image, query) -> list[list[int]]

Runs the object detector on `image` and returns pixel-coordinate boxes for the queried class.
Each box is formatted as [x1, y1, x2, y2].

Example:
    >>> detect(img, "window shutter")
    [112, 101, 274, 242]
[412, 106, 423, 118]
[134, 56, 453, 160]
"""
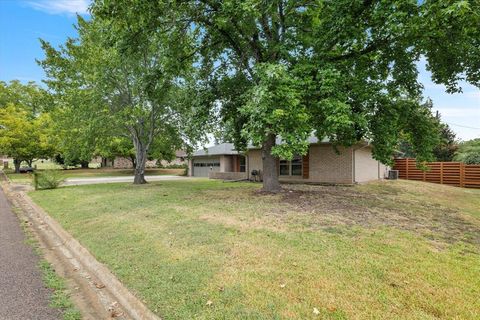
[302, 151, 309, 179]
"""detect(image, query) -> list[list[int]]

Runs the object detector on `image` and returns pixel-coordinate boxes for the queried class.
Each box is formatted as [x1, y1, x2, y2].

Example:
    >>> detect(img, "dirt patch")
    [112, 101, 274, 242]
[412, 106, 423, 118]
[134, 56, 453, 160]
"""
[265, 184, 480, 246]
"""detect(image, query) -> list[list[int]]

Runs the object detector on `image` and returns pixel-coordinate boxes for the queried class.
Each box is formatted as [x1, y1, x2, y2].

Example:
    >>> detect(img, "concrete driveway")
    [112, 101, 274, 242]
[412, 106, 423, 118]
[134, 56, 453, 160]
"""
[63, 175, 188, 186]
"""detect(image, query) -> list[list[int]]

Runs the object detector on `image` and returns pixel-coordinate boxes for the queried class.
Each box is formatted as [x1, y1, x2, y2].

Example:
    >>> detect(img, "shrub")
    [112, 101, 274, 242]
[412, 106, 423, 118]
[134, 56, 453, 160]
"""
[34, 170, 64, 190]
[454, 138, 480, 164]
[462, 153, 480, 165]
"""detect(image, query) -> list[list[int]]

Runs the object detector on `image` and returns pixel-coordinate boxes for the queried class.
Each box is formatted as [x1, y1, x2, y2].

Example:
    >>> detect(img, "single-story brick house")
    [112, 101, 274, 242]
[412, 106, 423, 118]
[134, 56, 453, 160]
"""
[188, 138, 388, 184]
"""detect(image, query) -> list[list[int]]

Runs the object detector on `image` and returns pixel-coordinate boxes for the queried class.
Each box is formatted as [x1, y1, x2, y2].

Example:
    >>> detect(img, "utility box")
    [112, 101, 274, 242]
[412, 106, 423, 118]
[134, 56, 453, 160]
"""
[388, 170, 399, 180]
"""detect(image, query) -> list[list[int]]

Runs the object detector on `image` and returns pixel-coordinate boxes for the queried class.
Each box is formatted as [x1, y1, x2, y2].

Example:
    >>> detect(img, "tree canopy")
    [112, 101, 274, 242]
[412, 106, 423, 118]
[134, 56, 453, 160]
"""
[93, 0, 479, 191]
[398, 100, 458, 162]
[0, 104, 55, 172]
[0, 81, 55, 172]
[39, 12, 199, 183]
[454, 138, 480, 164]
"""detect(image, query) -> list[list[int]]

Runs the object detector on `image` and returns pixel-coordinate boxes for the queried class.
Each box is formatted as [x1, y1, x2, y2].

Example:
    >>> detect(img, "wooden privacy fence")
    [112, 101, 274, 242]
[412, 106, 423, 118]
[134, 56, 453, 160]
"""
[393, 158, 480, 188]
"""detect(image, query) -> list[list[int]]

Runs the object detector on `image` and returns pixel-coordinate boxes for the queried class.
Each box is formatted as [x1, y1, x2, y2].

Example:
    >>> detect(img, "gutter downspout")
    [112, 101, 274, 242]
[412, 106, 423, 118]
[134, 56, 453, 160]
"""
[247, 154, 249, 181]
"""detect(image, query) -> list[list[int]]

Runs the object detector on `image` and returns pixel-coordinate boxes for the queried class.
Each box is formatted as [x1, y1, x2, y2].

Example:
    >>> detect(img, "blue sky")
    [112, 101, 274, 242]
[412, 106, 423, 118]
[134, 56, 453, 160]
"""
[0, 0, 479, 141]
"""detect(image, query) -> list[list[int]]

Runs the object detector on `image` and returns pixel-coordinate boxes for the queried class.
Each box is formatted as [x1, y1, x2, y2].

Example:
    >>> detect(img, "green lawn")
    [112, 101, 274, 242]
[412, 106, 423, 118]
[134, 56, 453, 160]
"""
[29, 180, 480, 319]
[4, 168, 185, 184]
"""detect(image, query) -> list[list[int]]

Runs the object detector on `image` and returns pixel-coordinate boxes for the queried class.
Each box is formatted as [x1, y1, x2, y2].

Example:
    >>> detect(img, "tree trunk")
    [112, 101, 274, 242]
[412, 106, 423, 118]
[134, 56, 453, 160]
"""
[14, 159, 21, 173]
[80, 161, 89, 169]
[133, 139, 147, 184]
[130, 155, 136, 169]
[261, 133, 281, 193]
[27, 159, 33, 167]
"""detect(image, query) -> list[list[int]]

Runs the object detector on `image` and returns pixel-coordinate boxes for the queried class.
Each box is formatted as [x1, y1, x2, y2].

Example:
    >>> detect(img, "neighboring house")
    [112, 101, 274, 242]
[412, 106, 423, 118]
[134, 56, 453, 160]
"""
[159, 150, 188, 167]
[0, 155, 10, 169]
[188, 138, 388, 184]
[111, 157, 159, 169]
[92, 150, 188, 169]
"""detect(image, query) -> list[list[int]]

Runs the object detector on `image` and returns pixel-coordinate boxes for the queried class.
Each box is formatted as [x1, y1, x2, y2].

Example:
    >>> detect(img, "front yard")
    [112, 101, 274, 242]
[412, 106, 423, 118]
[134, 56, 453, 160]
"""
[29, 179, 480, 319]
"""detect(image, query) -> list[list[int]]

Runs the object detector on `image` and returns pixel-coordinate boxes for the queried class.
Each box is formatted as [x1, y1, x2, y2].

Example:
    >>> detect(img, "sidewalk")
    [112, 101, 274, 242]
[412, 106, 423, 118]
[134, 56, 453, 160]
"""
[0, 186, 60, 320]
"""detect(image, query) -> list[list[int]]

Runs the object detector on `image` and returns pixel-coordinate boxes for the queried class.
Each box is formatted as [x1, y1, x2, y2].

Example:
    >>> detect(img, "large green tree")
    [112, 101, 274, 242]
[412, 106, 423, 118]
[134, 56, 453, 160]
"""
[398, 100, 458, 161]
[0, 104, 55, 172]
[0, 80, 51, 115]
[48, 90, 107, 168]
[40, 12, 196, 183]
[0, 81, 55, 172]
[94, 0, 480, 191]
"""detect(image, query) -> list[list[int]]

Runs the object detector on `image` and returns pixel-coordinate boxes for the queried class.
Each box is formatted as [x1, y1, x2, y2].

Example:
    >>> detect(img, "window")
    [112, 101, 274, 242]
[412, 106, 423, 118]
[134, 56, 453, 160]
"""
[291, 156, 302, 176]
[279, 156, 303, 176]
[239, 156, 246, 172]
[279, 159, 290, 175]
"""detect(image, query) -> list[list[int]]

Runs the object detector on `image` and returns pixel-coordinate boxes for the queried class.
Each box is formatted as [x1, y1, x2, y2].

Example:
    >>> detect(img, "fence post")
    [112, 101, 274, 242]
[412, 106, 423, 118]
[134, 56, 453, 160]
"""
[440, 162, 443, 184]
[460, 163, 465, 187]
[406, 158, 409, 180]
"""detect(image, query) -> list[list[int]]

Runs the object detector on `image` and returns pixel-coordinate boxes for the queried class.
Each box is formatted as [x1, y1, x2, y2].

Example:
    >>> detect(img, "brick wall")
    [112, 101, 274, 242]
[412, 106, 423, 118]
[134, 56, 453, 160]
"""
[308, 145, 353, 184]
[247, 145, 354, 184]
[113, 157, 157, 169]
[212, 144, 387, 184]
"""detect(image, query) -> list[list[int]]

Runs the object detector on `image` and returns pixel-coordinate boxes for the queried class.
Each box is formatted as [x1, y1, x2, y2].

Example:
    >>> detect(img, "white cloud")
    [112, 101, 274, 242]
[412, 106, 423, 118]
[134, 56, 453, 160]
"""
[26, 0, 90, 15]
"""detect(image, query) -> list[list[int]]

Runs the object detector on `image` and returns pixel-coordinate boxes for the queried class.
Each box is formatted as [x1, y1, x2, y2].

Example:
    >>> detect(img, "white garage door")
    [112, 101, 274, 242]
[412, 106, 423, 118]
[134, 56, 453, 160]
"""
[193, 159, 221, 177]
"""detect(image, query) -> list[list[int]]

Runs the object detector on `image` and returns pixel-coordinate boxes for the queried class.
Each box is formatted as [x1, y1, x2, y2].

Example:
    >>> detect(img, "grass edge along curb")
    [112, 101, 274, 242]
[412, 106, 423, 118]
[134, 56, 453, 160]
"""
[17, 187, 160, 320]
[13, 206, 81, 320]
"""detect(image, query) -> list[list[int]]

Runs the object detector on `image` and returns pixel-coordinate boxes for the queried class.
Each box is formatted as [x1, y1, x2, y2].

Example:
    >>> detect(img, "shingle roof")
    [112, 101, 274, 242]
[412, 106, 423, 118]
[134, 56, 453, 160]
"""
[175, 150, 187, 157]
[192, 136, 332, 157]
[192, 143, 239, 156]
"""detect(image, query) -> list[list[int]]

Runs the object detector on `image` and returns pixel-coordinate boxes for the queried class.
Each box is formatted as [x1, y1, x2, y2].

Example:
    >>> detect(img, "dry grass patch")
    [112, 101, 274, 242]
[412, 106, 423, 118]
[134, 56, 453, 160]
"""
[276, 182, 480, 245]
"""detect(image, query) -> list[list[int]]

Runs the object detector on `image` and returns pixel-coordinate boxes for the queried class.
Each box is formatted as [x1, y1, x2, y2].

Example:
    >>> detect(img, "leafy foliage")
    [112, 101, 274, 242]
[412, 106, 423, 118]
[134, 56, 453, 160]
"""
[398, 100, 458, 162]
[0, 104, 55, 172]
[39, 13, 197, 183]
[0, 80, 52, 115]
[34, 170, 64, 190]
[65, 0, 480, 190]
[454, 139, 480, 164]
[240, 63, 310, 159]
[433, 122, 459, 162]
[101, 1, 477, 189]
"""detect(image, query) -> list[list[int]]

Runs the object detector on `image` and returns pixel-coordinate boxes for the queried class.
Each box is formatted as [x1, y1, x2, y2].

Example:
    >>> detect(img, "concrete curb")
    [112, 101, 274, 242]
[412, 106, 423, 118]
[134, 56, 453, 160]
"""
[21, 193, 160, 320]
[1, 175, 160, 320]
